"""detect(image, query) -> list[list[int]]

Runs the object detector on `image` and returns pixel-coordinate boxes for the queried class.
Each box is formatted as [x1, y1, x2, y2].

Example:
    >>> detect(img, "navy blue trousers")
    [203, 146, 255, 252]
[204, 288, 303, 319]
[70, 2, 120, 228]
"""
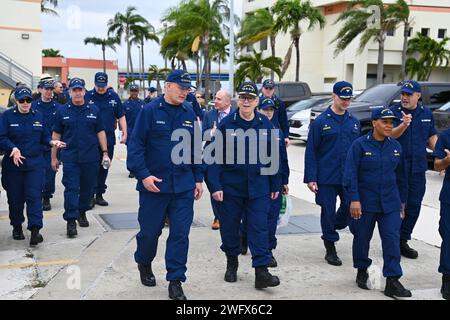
[95, 145, 114, 195]
[62, 162, 98, 221]
[349, 211, 403, 278]
[439, 202, 450, 275]
[219, 194, 271, 268]
[401, 171, 426, 241]
[42, 150, 56, 199]
[316, 184, 349, 242]
[1, 166, 45, 230]
[135, 190, 194, 282]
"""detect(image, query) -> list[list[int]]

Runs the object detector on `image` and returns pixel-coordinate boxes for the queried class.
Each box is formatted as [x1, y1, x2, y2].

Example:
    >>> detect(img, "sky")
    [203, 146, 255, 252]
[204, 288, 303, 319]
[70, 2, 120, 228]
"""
[42, 0, 243, 71]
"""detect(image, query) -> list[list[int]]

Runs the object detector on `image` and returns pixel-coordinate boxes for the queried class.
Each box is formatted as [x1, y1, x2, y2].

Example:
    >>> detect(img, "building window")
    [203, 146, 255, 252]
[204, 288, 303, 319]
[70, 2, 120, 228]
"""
[260, 38, 268, 51]
[406, 27, 413, 37]
[421, 28, 430, 37]
[438, 29, 447, 39]
[387, 29, 395, 36]
[246, 44, 254, 52]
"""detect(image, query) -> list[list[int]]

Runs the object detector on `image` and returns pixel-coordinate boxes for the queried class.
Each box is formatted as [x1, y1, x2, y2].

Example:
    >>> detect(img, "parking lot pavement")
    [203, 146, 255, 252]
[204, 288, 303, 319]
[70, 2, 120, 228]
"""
[0, 143, 445, 300]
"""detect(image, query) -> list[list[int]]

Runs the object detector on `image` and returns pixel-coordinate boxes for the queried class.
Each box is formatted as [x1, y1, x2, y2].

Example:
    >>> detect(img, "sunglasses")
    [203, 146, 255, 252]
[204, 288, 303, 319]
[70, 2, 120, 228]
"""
[238, 95, 257, 102]
[18, 98, 32, 104]
[263, 87, 274, 90]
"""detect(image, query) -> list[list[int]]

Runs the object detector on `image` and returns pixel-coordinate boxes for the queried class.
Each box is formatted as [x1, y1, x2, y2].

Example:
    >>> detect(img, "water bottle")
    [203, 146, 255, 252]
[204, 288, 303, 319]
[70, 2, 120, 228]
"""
[102, 158, 111, 170]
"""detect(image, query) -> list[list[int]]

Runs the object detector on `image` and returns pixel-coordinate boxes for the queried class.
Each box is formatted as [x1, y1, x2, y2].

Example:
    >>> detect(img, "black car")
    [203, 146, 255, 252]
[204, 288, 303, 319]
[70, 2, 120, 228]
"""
[434, 101, 450, 134]
[286, 95, 330, 120]
[270, 82, 312, 107]
[310, 82, 450, 135]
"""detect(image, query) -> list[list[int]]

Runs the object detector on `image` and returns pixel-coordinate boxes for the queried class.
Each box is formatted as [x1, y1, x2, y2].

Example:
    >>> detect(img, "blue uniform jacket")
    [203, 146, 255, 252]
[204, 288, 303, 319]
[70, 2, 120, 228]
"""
[207, 110, 282, 199]
[53, 102, 105, 163]
[271, 119, 290, 187]
[186, 93, 204, 121]
[202, 107, 237, 134]
[433, 128, 450, 204]
[87, 88, 124, 146]
[123, 98, 144, 138]
[390, 103, 437, 173]
[127, 96, 204, 194]
[0, 107, 50, 171]
[344, 133, 408, 213]
[259, 93, 289, 139]
[304, 106, 360, 184]
[32, 99, 61, 152]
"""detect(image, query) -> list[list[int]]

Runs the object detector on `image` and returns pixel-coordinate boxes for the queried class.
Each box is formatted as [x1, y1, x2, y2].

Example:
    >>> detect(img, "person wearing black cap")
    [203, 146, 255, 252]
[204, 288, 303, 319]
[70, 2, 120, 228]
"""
[53, 81, 68, 105]
[144, 87, 158, 104]
[32, 79, 62, 211]
[390, 80, 438, 259]
[87, 72, 127, 206]
[260, 79, 289, 146]
[52, 78, 110, 237]
[344, 108, 411, 298]
[207, 82, 281, 290]
[123, 84, 144, 178]
[127, 70, 204, 300]
[304, 81, 360, 266]
[0, 86, 65, 246]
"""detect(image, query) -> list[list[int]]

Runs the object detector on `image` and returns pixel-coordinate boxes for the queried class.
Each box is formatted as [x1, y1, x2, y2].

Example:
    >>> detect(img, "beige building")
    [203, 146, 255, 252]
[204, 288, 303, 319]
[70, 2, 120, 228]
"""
[0, 0, 42, 90]
[243, 0, 450, 91]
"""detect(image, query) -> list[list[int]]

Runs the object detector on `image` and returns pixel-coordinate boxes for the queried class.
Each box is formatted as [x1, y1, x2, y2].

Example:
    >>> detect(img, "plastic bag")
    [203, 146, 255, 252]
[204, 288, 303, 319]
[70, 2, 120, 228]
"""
[277, 194, 292, 228]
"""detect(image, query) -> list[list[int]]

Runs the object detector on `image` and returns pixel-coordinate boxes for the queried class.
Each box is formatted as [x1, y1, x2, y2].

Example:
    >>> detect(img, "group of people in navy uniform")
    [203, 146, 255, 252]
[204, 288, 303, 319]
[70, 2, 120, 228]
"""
[305, 80, 449, 300]
[0, 69, 448, 301]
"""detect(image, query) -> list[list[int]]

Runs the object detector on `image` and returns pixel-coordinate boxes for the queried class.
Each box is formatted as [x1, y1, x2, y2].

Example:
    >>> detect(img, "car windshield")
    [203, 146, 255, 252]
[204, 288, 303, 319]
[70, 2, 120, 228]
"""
[354, 85, 400, 105]
[438, 101, 450, 111]
[288, 98, 326, 112]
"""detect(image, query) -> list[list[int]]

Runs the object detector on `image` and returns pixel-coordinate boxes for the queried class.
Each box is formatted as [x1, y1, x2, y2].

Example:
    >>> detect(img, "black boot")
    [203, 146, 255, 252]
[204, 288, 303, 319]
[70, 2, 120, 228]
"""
[168, 281, 187, 300]
[224, 255, 238, 283]
[356, 269, 369, 290]
[29, 226, 44, 246]
[78, 211, 89, 228]
[400, 240, 418, 259]
[138, 264, 156, 287]
[67, 220, 78, 238]
[255, 267, 280, 289]
[95, 194, 109, 206]
[12, 225, 25, 240]
[323, 240, 342, 266]
[240, 236, 248, 255]
[89, 197, 95, 210]
[442, 274, 450, 300]
[268, 254, 278, 268]
[42, 197, 51, 211]
[128, 172, 135, 179]
[384, 277, 412, 298]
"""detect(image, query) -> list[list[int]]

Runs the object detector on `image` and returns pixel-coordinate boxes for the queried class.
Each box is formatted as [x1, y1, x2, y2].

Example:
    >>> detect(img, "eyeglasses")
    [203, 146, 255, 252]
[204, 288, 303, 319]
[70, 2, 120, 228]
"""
[18, 98, 32, 104]
[238, 95, 257, 102]
[263, 87, 274, 91]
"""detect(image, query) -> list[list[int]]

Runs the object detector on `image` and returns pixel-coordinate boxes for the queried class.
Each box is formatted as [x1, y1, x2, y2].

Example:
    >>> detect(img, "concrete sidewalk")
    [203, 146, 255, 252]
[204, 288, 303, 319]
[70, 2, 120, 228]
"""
[0, 143, 445, 300]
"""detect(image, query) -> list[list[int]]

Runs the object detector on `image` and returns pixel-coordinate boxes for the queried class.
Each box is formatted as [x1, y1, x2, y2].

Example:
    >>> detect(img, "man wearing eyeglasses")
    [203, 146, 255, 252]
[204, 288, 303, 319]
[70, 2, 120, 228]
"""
[390, 80, 438, 260]
[304, 81, 360, 267]
[127, 70, 204, 301]
[260, 79, 290, 147]
[32, 79, 62, 211]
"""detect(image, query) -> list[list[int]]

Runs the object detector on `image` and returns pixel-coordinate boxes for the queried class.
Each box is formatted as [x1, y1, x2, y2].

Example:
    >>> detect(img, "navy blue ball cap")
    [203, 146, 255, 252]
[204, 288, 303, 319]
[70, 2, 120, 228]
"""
[69, 78, 85, 90]
[262, 79, 275, 88]
[400, 80, 421, 94]
[129, 84, 139, 91]
[166, 70, 195, 88]
[333, 81, 353, 99]
[237, 82, 258, 97]
[149, 87, 157, 93]
[14, 86, 33, 100]
[371, 108, 399, 121]
[39, 78, 55, 89]
[259, 98, 275, 110]
[95, 72, 108, 87]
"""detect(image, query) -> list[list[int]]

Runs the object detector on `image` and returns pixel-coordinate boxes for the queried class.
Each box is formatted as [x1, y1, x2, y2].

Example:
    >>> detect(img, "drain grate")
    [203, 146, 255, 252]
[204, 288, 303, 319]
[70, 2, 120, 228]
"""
[98, 213, 206, 230]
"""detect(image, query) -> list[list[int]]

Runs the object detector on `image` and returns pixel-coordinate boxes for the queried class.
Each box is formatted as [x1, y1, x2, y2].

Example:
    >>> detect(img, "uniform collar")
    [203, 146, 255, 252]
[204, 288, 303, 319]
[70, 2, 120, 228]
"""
[13, 107, 36, 115]
[159, 96, 188, 111]
[326, 106, 349, 121]
[67, 102, 90, 110]
[364, 131, 393, 146]
[232, 110, 264, 126]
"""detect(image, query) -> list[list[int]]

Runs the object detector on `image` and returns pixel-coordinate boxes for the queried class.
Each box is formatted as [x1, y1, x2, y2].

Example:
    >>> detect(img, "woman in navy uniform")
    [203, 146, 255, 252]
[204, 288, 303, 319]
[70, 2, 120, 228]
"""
[433, 128, 450, 300]
[344, 108, 411, 298]
[0, 86, 65, 246]
[208, 82, 281, 290]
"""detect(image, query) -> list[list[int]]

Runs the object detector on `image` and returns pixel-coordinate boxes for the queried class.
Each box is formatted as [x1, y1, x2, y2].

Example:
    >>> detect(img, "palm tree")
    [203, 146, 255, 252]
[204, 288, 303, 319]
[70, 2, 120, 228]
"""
[238, 8, 278, 79]
[235, 50, 282, 87]
[211, 37, 229, 76]
[162, 0, 231, 101]
[406, 33, 450, 81]
[42, 48, 63, 57]
[107, 6, 150, 77]
[41, 0, 58, 15]
[272, 0, 325, 81]
[148, 65, 172, 93]
[331, 0, 402, 84]
[84, 37, 119, 73]
[390, 0, 411, 80]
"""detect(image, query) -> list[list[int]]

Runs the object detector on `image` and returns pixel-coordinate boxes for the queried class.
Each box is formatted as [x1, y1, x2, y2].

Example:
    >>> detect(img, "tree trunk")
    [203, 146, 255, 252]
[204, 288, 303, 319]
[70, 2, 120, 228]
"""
[294, 36, 300, 82]
[102, 44, 106, 73]
[204, 32, 210, 103]
[377, 34, 386, 84]
[270, 35, 276, 80]
[196, 53, 200, 88]
[141, 40, 145, 94]
[126, 28, 130, 76]
[400, 21, 409, 81]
